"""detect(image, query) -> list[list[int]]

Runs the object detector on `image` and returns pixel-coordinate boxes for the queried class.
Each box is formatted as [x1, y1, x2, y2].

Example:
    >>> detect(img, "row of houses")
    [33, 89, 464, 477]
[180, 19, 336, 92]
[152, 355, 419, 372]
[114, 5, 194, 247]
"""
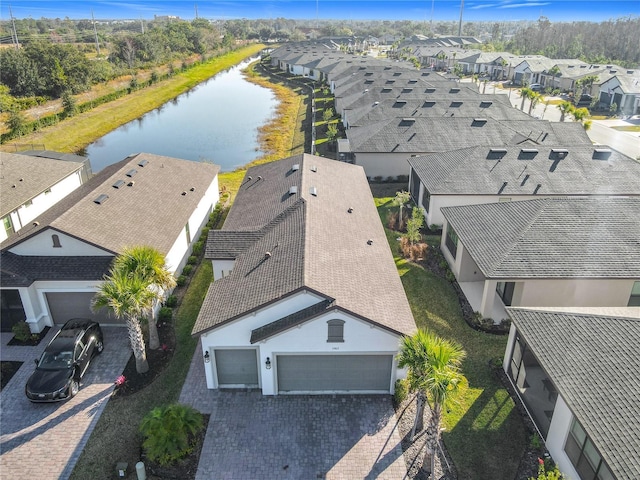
[268, 41, 640, 480]
[1, 40, 638, 480]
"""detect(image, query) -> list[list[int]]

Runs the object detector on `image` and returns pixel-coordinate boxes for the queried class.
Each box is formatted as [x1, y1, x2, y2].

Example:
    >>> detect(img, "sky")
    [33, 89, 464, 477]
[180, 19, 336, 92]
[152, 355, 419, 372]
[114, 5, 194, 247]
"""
[2, 0, 638, 23]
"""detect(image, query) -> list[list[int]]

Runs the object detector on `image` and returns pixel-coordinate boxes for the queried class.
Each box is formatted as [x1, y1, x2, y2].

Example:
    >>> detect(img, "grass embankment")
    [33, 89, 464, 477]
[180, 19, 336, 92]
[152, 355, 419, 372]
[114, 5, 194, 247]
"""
[376, 198, 527, 480]
[217, 60, 306, 199]
[1, 44, 266, 153]
[70, 261, 213, 480]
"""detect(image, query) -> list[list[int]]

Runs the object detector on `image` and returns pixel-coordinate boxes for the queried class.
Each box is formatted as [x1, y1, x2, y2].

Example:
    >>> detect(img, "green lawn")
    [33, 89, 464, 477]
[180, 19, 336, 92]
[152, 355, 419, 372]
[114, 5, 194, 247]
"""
[377, 198, 527, 480]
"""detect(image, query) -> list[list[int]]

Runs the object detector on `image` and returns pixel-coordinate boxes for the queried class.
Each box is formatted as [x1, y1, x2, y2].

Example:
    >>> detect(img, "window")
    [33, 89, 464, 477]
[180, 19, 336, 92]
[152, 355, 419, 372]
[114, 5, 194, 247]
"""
[564, 418, 613, 480]
[52, 234, 61, 248]
[3, 216, 14, 237]
[496, 282, 515, 306]
[445, 224, 458, 258]
[185, 222, 191, 244]
[409, 168, 420, 204]
[44, 188, 52, 195]
[327, 319, 345, 343]
[25, 199, 33, 207]
[421, 188, 431, 213]
[628, 281, 640, 306]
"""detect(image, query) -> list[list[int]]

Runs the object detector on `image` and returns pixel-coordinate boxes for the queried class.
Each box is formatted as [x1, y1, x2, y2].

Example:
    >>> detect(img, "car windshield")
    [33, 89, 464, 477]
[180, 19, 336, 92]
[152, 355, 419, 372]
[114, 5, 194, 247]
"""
[38, 350, 73, 370]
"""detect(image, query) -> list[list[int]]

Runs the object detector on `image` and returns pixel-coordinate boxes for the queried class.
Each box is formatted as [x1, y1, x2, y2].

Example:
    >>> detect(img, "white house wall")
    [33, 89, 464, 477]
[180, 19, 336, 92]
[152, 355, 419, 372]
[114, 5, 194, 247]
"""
[1, 171, 84, 242]
[199, 293, 403, 395]
[354, 152, 417, 179]
[517, 278, 637, 308]
[212, 259, 236, 281]
[8, 230, 111, 256]
[165, 176, 219, 274]
[544, 396, 580, 480]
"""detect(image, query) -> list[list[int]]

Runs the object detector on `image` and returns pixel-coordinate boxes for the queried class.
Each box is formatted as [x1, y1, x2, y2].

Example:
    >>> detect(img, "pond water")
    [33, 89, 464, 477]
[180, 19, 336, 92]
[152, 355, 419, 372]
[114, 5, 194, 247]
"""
[84, 58, 278, 173]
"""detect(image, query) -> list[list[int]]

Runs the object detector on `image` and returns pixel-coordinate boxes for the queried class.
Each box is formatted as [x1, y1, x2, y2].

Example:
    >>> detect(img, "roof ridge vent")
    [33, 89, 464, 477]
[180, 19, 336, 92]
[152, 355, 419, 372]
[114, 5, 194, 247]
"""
[126, 169, 137, 177]
[112, 180, 125, 189]
[137, 159, 149, 167]
[93, 194, 109, 205]
[550, 148, 569, 159]
[593, 148, 612, 160]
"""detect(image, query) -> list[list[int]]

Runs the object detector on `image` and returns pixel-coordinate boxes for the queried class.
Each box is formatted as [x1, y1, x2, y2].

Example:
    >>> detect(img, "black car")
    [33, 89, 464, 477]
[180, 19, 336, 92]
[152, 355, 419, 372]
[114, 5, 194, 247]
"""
[26, 319, 104, 402]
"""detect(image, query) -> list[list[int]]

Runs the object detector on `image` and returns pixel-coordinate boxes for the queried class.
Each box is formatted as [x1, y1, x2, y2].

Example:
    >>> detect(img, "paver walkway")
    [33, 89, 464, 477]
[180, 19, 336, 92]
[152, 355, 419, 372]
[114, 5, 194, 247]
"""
[180, 342, 408, 479]
[0, 327, 130, 479]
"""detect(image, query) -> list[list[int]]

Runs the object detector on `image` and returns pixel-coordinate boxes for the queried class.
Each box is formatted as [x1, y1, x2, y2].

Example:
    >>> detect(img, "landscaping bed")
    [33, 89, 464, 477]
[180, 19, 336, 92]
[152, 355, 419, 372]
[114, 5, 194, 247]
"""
[0, 361, 23, 391]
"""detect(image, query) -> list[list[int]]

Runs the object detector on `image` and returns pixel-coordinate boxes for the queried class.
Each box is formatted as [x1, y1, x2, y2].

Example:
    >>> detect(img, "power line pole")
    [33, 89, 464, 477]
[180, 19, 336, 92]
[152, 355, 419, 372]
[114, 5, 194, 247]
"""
[91, 10, 101, 56]
[9, 5, 20, 49]
[457, 0, 464, 37]
[195, 3, 199, 19]
[140, 18, 145, 34]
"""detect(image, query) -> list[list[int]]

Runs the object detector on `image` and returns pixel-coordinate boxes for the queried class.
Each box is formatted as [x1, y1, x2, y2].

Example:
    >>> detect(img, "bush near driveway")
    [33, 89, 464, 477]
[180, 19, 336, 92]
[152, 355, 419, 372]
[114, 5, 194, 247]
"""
[376, 197, 527, 480]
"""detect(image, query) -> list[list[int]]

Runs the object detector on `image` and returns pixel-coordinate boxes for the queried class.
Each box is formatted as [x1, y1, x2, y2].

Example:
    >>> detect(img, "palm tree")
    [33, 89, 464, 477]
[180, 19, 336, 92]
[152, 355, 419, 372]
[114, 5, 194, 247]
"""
[557, 101, 575, 122]
[392, 190, 411, 231]
[520, 87, 534, 111]
[92, 269, 157, 373]
[528, 92, 542, 116]
[112, 246, 176, 350]
[397, 329, 466, 478]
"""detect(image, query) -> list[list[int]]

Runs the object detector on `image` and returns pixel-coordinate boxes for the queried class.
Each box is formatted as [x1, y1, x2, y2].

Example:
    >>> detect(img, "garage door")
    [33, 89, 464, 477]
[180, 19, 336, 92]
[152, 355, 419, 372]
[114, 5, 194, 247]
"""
[214, 349, 259, 387]
[277, 355, 393, 393]
[46, 292, 118, 325]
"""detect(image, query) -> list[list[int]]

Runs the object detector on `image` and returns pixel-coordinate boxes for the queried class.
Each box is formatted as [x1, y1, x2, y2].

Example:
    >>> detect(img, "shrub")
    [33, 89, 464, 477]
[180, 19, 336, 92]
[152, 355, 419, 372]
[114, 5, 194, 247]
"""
[393, 378, 409, 406]
[176, 275, 187, 287]
[192, 241, 204, 256]
[187, 255, 198, 265]
[387, 211, 399, 230]
[445, 270, 456, 282]
[12, 321, 32, 342]
[140, 403, 204, 466]
[164, 295, 178, 308]
[158, 307, 173, 323]
[400, 236, 428, 261]
[182, 265, 193, 276]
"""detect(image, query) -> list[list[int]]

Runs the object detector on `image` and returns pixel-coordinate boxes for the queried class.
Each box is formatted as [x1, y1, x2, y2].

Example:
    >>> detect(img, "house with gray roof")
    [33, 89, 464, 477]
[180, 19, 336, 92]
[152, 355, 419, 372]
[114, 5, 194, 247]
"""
[345, 116, 590, 179]
[408, 144, 640, 226]
[192, 154, 416, 395]
[1, 151, 91, 242]
[598, 73, 640, 115]
[439, 198, 640, 320]
[1, 153, 219, 333]
[502, 309, 640, 480]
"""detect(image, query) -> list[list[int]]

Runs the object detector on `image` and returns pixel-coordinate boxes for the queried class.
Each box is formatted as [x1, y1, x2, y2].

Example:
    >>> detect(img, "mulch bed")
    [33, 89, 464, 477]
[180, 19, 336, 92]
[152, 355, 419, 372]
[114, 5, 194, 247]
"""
[7, 326, 50, 346]
[0, 361, 24, 391]
[111, 321, 176, 397]
[142, 414, 210, 480]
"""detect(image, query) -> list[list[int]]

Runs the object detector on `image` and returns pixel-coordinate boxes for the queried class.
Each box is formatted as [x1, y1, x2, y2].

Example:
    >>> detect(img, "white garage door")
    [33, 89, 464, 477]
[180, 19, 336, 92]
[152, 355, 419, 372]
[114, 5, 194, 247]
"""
[277, 355, 393, 393]
[46, 292, 118, 325]
[214, 349, 259, 387]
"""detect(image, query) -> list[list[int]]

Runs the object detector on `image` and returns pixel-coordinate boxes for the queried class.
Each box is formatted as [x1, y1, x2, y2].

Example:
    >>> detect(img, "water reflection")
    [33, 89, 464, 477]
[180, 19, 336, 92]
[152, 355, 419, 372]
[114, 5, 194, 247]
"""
[85, 58, 277, 173]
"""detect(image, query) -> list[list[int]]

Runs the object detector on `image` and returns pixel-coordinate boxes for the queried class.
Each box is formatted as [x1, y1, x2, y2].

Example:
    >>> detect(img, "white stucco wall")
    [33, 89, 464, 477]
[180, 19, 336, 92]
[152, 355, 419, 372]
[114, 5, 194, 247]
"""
[165, 175, 219, 274]
[1, 171, 84, 242]
[212, 259, 236, 281]
[354, 152, 416, 179]
[8, 230, 112, 256]
[199, 292, 403, 395]
[517, 278, 637, 308]
[545, 396, 580, 480]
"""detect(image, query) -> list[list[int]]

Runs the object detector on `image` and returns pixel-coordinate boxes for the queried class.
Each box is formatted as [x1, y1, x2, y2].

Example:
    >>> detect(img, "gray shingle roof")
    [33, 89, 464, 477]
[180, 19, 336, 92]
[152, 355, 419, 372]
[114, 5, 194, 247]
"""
[250, 299, 334, 343]
[441, 198, 640, 278]
[2, 153, 220, 257]
[409, 144, 640, 196]
[1, 152, 86, 217]
[0, 251, 113, 287]
[508, 309, 640, 479]
[193, 154, 416, 337]
[347, 117, 589, 153]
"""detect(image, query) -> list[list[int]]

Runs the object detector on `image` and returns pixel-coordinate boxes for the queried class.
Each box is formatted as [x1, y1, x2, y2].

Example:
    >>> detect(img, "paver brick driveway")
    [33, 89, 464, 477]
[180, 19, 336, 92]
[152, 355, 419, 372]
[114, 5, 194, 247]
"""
[0, 327, 130, 480]
[181, 344, 408, 480]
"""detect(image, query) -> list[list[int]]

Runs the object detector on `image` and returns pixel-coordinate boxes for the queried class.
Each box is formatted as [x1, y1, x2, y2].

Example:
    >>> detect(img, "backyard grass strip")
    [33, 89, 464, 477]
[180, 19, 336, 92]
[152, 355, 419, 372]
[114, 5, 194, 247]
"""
[376, 197, 527, 479]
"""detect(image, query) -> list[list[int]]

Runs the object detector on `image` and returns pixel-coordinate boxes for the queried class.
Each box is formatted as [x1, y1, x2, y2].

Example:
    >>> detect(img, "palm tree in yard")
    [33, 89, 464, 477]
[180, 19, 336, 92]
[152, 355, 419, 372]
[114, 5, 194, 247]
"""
[112, 246, 176, 350]
[397, 329, 467, 478]
[557, 101, 575, 122]
[92, 269, 157, 374]
[520, 87, 534, 111]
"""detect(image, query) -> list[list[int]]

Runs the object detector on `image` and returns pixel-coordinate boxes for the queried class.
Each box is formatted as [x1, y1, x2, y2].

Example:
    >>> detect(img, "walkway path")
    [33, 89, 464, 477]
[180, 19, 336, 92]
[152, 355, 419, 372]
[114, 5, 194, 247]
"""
[0, 327, 130, 479]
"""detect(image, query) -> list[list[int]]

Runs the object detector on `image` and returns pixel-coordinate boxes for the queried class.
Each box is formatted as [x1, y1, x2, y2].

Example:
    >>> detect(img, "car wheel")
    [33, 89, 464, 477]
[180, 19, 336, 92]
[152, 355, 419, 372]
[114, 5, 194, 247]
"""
[70, 379, 79, 398]
[96, 339, 104, 354]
